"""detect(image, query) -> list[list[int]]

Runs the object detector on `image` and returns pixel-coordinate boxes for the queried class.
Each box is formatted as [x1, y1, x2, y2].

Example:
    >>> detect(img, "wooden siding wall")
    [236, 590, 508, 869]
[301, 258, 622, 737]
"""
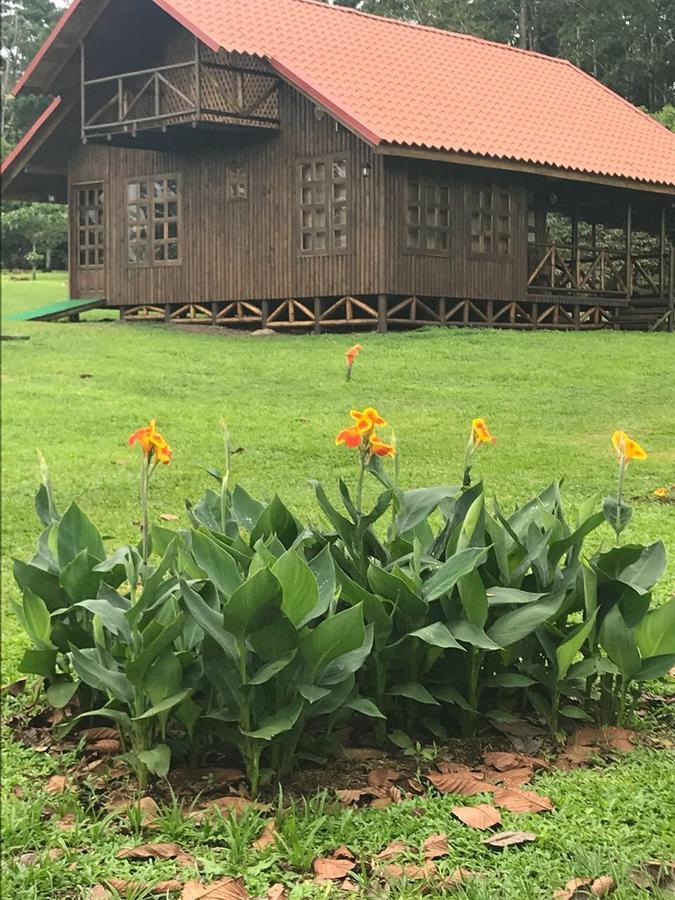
[69, 68, 384, 306]
[383, 157, 529, 301]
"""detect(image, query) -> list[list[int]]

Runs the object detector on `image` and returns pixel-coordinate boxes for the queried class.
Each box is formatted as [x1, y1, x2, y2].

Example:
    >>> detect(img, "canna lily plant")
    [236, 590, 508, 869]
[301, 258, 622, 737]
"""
[344, 343, 362, 381]
[128, 419, 172, 563]
[603, 430, 647, 540]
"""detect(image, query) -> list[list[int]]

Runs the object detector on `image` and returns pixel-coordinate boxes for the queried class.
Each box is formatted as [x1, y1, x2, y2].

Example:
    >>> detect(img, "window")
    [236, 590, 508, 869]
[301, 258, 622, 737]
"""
[470, 186, 511, 256]
[76, 184, 104, 268]
[127, 175, 180, 266]
[226, 165, 248, 201]
[406, 176, 450, 252]
[299, 156, 348, 254]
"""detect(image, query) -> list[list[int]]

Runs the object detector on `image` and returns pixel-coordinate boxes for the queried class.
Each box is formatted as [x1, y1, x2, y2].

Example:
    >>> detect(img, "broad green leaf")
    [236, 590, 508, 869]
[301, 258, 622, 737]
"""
[347, 698, 386, 719]
[231, 484, 265, 532]
[243, 699, 304, 740]
[300, 603, 365, 677]
[431, 684, 473, 710]
[249, 650, 297, 685]
[602, 496, 632, 536]
[222, 568, 283, 638]
[368, 564, 426, 626]
[181, 579, 236, 658]
[305, 545, 336, 624]
[126, 617, 185, 687]
[450, 620, 502, 650]
[309, 480, 356, 547]
[634, 653, 675, 681]
[273, 549, 319, 627]
[13, 559, 67, 611]
[133, 688, 192, 720]
[481, 672, 535, 688]
[458, 569, 488, 627]
[599, 605, 641, 680]
[487, 593, 562, 647]
[318, 623, 373, 685]
[60, 550, 103, 604]
[635, 596, 675, 657]
[556, 610, 598, 679]
[560, 705, 592, 720]
[46, 680, 78, 708]
[484, 709, 524, 724]
[299, 683, 331, 703]
[77, 598, 131, 642]
[423, 546, 488, 602]
[250, 495, 298, 548]
[144, 650, 183, 707]
[390, 682, 439, 705]
[137, 744, 171, 778]
[191, 531, 242, 597]
[70, 647, 133, 703]
[456, 492, 484, 551]
[19, 648, 57, 678]
[57, 502, 105, 567]
[486, 587, 546, 605]
[23, 592, 53, 649]
[395, 486, 458, 535]
[409, 622, 463, 650]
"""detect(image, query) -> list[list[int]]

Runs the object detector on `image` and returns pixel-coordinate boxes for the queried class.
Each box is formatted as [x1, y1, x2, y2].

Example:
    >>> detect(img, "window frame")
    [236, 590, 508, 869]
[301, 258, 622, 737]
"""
[126, 173, 182, 269]
[469, 183, 512, 259]
[298, 153, 350, 257]
[226, 164, 248, 202]
[74, 182, 105, 270]
[403, 174, 452, 256]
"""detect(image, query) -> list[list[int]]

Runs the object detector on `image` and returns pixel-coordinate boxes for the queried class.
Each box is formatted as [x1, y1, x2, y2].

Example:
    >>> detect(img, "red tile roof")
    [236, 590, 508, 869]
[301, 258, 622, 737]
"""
[13, 0, 675, 187]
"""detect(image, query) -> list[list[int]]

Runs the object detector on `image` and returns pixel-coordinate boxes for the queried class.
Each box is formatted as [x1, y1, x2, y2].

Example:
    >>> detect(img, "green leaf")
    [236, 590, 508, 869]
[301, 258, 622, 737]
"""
[450, 620, 502, 650]
[305, 545, 336, 624]
[487, 593, 562, 647]
[556, 610, 598, 679]
[70, 647, 134, 703]
[318, 623, 373, 685]
[389, 729, 413, 749]
[222, 568, 283, 638]
[482, 672, 535, 688]
[602, 496, 632, 536]
[599, 605, 641, 680]
[13, 559, 67, 611]
[144, 650, 183, 707]
[250, 495, 298, 548]
[423, 546, 488, 602]
[635, 596, 675, 657]
[272, 549, 319, 628]
[126, 617, 185, 687]
[77, 597, 132, 642]
[181, 579, 236, 659]
[19, 648, 57, 678]
[431, 684, 473, 710]
[133, 688, 192, 720]
[559, 705, 592, 720]
[456, 492, 484, 551]
[46, 681, 78, 708]
[191, 531, 242, 597]
[486, 587, 547, 605]
[389, 682, 439, 705]
[395, 486, 458, 535]
[249, 651, 297, 685]
[458, 569, 488, 628]
[243, 699, 304, 740]
[634, 653, 675, 681]
[137, 744, 171, 778]
[23, 592, 53, 649]
[347, 698, 386, 719]
[57, 502, 105, 567]
[409, 622, 463, 650]
[299, 683, 331, 703]
[231, 484, 265, 532]
[300, 603, 365, 677]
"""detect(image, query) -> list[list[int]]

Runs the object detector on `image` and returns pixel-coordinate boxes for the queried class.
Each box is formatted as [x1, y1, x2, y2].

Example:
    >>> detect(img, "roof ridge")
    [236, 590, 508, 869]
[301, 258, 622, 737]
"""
[283, 0, 575, 69]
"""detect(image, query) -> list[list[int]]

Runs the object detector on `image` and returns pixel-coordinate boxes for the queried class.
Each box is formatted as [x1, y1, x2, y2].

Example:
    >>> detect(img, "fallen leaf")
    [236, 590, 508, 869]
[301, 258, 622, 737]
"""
[442, 867, 475, 888]
[160, 513, 179, 521]
[369, 797, 392, 809]
[81, 727, 119, 743]
[107, 879, 183, 895]
[452, 804, 501, 830]
[88, 739, 121, 755]
[45, 775, 68, 795]
[483, 751, 546, 771]
[88, 887, 110, 900]
[483, 830, 537, 848]
[629, 859, 675, 890]
[407, 777, 424, 793]
[492, 786, 554, 813]
[499, 767, 534, 787]
[135, 796, 160, 825]
[367, 766, 400, 788]
[333, 845, 355, 860]
[570, 726, 636, 752]
[437, 761, 473, 774]
[343, 747, 382, 760]
[313, 857, 356, 880]
[116, 841, 195, 866]
[340, 879, 359, 892]
[181, 879, 249, 899]
[265, 885, 287, 900]
[56, 813, 77, 831]
[427, 771, 494, 796]
[252, 821, 277, 850]
[590, 876, 616, 895]
[190, 796, 263, 823]
[375, 840, 411, 860]
[381, 861, 437, 881]
[335, 789, 366, 805]
[423, 833, 449, 859]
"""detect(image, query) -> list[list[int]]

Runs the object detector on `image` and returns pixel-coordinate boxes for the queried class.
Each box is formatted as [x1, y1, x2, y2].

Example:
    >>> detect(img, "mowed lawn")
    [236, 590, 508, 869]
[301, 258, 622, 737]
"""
[2, 273, 675, 899]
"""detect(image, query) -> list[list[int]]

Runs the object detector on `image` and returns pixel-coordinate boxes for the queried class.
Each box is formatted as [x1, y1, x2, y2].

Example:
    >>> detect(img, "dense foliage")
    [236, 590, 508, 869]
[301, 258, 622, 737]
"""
[12, 421, 674, 793]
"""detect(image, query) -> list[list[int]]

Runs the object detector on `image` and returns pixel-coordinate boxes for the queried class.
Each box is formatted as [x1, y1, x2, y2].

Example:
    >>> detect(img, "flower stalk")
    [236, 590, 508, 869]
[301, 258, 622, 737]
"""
[128, 419, 172, 563]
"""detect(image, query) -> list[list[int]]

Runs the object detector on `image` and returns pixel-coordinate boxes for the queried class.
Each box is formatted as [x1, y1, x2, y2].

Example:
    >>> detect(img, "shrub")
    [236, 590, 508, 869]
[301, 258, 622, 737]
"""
[11, 415, 674, 792]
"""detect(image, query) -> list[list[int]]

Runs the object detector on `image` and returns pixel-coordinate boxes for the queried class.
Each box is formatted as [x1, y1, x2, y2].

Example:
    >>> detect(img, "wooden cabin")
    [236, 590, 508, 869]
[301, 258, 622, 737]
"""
[2, 0, 675, 331]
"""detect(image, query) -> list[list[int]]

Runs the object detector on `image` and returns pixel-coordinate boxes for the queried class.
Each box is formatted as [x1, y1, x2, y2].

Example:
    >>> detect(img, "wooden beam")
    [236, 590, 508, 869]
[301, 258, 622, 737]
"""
[659, 202, 667, 298]
[626, 200, 633, 300]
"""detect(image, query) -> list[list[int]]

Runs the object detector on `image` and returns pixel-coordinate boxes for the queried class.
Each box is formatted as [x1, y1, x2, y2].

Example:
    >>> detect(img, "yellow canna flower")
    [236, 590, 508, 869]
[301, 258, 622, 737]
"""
[611, 430, 647, 463]
[653, 487, 668, 499]
[471, 418, 496, 446]
[128, 419, 172, 465]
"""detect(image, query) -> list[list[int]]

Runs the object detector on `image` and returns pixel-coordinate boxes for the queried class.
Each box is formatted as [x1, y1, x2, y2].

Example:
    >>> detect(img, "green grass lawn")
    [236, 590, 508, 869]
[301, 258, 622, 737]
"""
[2, 271, 674, 898]
[1, 269, 117, 322]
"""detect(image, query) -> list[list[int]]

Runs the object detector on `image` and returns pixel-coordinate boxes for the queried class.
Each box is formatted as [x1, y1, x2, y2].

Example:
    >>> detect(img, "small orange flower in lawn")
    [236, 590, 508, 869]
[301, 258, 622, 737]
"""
[463, 417, 496, 487]
[345, 343, 363, 381]
[128, 419, 172, 563]
[471, 418, 496, 447]
[611, 430, 647, 463]
[653, 487, 669, 499]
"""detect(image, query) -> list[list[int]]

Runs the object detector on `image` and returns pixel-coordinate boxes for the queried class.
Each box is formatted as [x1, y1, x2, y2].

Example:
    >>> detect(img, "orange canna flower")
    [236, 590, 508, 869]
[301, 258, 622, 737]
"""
[653, 487, 669, 499]
[345, 343, 363, 364]
[471, 418, 496, 446]
[350, 407, 387, 429]
[128, 419, 172, 465]
[335, 425, 365, 448]
[611, 430, 647, 463]
[369, 433, 396, 457]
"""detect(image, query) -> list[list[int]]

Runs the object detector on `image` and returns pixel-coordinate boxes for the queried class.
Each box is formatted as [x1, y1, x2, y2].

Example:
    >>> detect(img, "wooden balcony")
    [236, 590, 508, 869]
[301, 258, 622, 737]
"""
[81, 51, 279, 146]
[527, 242, 667, 301]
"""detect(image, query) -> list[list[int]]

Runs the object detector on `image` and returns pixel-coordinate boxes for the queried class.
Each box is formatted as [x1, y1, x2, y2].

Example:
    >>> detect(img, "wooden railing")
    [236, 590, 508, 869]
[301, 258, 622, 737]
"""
[527, 243, 665, 299]
[81, 56, 279, 139]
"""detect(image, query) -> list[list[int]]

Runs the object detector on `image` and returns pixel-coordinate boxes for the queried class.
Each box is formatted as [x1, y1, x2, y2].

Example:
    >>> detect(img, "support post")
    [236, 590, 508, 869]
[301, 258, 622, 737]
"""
[211, 301, 218, 325]
[80, 43, 86, 141]
[194, 36, 202, 119]
[313, 297, 321, 334]
[531, 302, 538, 330]
[377, 294, 387, 333]
[164, 304, 171, 322]
[659, 202, 667, 298]
[625, 199, 633, 300]
[669, 243, 674, 333]
[438, 296, 446, 325]
[486, 300, 494, 327]
[261, 299, 269, 328]
[571, 199, 579, 289]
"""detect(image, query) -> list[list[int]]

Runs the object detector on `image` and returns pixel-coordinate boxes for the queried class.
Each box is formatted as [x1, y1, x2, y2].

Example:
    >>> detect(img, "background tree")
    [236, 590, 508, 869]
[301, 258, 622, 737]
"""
[1, 203, 68, 275]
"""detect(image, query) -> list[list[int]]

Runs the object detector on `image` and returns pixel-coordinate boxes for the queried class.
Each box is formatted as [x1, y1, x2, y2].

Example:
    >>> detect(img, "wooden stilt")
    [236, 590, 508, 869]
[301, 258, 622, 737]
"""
[625, 200, 633, 300]
[377, 294, 387, 333]
[261, 299, 269, 327]
[313, 297, 321, 334]
[164, 303, 171, 322]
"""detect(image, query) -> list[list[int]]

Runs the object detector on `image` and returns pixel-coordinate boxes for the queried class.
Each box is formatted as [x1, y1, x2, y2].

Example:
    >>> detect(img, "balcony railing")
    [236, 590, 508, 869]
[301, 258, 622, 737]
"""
[81, 56, 279, 139]
[527, 243, 665, 299]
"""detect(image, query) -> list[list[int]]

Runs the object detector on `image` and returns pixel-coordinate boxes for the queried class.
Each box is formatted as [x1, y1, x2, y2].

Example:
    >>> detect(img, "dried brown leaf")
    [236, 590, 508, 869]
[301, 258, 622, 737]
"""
[88, 739, 121, 755]
[437, 761, 473, 774]
[381, 861, 437, 881]
[452, 804, 501, 830]
[590, 876, 616, 895]
[335, 789, 366, 805]
[427, 771, 494, 796]
[369, 797, 392, 809]
[629, 859, 675, 890]
[313, 857, 356, 880]
[367, 766, 400, 788]
[56, 813, 77, 831]
[45, 775, 68, 795]
[180, 878, 249, 899]
[375, 839, 411, 860]
[265, 884, 287, 900]
[492, 786, 554, 813]
[483, 751, 546, 771]
[116, 841, 195, 866]
[482, 830, 537, 848]
[134, 796, 160, 825]
[160, 513, 179, 521]
[88, 886, 110, 900]
[252, 821, 277, 851]
[333, 845, 355, 860]
[499, 767, 534, 787]
[107, 879, 183, 895]
[423, 833, 449, 859]
[81, 727, 119, 743]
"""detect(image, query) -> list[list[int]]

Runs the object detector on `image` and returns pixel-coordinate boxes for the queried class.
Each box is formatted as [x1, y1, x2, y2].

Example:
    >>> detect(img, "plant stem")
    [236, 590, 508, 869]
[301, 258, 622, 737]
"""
[355, 458, 366, 514]
[465, 649, 482, 736]
[615, 457, 626, 542]
[140, 456, 150, 564]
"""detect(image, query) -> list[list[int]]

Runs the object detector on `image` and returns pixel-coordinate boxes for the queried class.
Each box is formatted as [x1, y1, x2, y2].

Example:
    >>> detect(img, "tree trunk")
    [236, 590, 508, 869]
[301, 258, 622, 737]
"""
[45, 247, 52, 272]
